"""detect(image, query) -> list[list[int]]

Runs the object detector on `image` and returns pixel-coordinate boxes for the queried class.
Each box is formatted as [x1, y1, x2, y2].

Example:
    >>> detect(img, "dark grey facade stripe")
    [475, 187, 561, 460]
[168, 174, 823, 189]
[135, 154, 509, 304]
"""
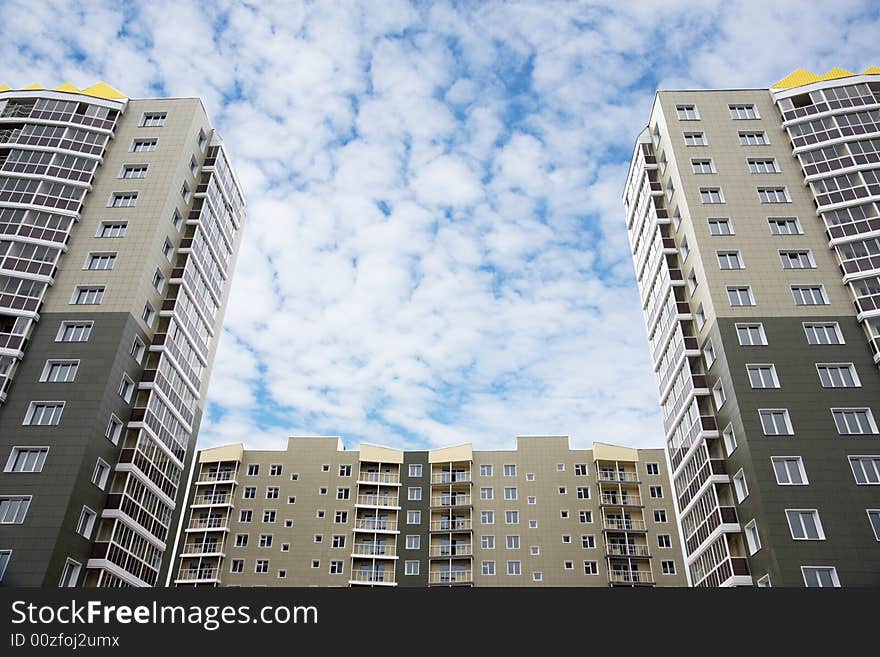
[396, 451, 429, 586]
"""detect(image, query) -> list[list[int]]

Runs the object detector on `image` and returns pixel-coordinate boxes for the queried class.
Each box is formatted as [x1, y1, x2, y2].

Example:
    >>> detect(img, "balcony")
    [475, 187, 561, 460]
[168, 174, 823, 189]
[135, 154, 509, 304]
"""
[430, 495, 472, 507]
[175, 568, 219, 583]
[600, 493, 643, 507]
[191, 493, 231, 507]
[602, 518, 647, 532]
[428, 570, 473, 585]
[597, 471, 640, 483]
[428, 544, 473, 558]
[695, 556, 751, 588]
[179, 542, 223, 557]
[196, 470, 236, 484]
[355, 494, 400, 508]
[430, 519, 472, 532]
[186, 517, 228, 531]
[353, 518, 398, 532]
[606, 544, 651, 558]
[356, 471, 400, 485]
[686, 506, 740, 555]
[351, 543, 397, 558]
[609, 570, 654, 585]
[431, 471, 472, 484]
[349, 570, 396, 585]
[669, 415, 718, 472]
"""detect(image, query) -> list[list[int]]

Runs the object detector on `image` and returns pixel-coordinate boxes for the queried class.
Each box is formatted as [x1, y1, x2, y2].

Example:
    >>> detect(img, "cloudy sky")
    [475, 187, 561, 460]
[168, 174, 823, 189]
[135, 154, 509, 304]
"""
[2, 0, 878, 451]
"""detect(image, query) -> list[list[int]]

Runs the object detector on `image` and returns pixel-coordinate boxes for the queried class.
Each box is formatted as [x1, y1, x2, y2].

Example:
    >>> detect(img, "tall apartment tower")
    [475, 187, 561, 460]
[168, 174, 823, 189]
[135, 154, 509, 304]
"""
[0, 83, 246, 587]
[171, 436, 687, 587]
[623, 67, 880, 587]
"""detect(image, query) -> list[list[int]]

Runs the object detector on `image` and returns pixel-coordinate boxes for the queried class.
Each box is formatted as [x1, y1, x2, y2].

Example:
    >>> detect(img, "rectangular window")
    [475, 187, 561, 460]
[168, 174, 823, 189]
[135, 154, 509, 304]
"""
[772, 457, 808, 485]
[480, 464, 493, 476]
[130, 337, 146, 363]
[0, 496, 31, 523]
[729, 104, 760, 120]
[736, 323, 767, 346]
[408, 464, 422, 477]
[506, 561, 521, 576]
[480, 487, 493, 500]
[230, 559, 244, 573]
[759, 409, 794, 435]
[739, 131, 768, 145]
[867, 510, 880, 540]
[91, 459, 110, 489]
[76, 507, 96, 538]
[56, 321, 92, 342]
[141, 303, 155, 327]
[337, 464, 350, 477]
[758, 187, 790, 203]
[691, 158, 715, 174]
[700, 187, 724, 204]
[768, 217, 802, 235]
[574, 463, 588, 476]
[265, 487, 279, 500]
[503, 464, 516, 477]
[649, 485, 663, 499]
[152, 269, 165, 293]
[481, 511, 494, 525]
[646, 463, 659, 475]
[832, 408, 878, 435]
[713, 380, 726, 409]
[85, 252, 116, 270]
[105, 415, 122, 444]
[482, 561, 496, 575]
[657, 534, 671, 548]
[505, 510, 519, 524]
[747, 364, 779, 389]
[23, 402, 64, 426]
[405, 535, 420, 549]
[581, 535, 595, 548]
[804, 322, 844, 345]
[71, 286, 104, 305]
[727, 286, 755, 306]
[744, 520, 761, 554]
[802, 566, 840, 588]
[849, 456, 880, 484]
[109, 192, 138, 208]
[817, 363, 859, 388]
[180, 181, 191, 203]
[140, 112, 167, 127]
[239, 510, 252, 523]
[779, 250, 814, 269]
[708, 218, 733, 235]
[59, 559, 81, 587]
[683, 132, 707, 146]
[576, 487, 590, 499]
[504, 487, 517, 501]
[747, 158, 778, 173]
[481, 535, 495, 549]
[262, 510, 276, 523]
[654, 510, 668, 523]
[583, 561, 598, 575]
[717, 250, 743, 269]
[786, 510, 825, 540]
[733, 470, 749, 502]
[40, 360, 78, 383]
[506, 535, 520, 550]
[97, 221, 127, 238]
[120, 164, 148, 179]
[0, 551, 11, 582]
[255, 560, 269, 574]
[407, 510, 421, 524]
[723, 424, 737, 455]
[4, 447, 48, 473]
[131, 139, 157, 152]
[118, 374, 134, 402]
[791, 285, 828, 306]
[404, 561, 419, 576]
[407, 487, 421, 501]
[243, 487, 256, 499]
[676, 104, 699, 120]
[578, 510, 593, 523]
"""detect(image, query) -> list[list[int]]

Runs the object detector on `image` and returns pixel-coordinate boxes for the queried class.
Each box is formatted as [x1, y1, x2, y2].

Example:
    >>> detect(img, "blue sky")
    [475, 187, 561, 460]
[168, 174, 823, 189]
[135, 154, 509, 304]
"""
[2, 0, 879, 451]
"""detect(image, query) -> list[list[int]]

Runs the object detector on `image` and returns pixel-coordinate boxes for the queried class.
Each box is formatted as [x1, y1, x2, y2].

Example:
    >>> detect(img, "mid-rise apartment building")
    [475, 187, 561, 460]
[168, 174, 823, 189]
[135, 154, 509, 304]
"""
[0, 83, 246, 586]
[623, 67, 880, 587]
[171, 436, 687, 587]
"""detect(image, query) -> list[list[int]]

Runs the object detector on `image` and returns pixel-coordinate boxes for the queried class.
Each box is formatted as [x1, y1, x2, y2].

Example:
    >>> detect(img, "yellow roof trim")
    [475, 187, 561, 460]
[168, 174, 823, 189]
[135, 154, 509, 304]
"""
[79, 82, 126, 100]
[0, 84, 10, 92]
[53, 83, 81, 93]
[863, 66, 880, 75]
[22, 83, 44, 91]
[821, 67, 854, 81]
[772, 66, 879, 90]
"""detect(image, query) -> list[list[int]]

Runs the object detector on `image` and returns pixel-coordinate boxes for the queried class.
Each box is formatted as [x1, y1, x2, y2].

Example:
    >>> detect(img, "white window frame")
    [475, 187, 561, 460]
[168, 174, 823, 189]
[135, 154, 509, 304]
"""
[91, 458, 111, 490]
[4, 446, 49, 473]
[744, 519, 761, 554]
[56, 321, 93, 343]
[733, 469, 749, 502]
[801, 566, 840, 588]
[746, 363, 780, 389]
[736, 323, 767, 346]
[803, 322, 844, 345]
[771, 456, 809, 486]
[785, 509, 826, 540]
[816, 363, 860, 388]
[759, 408, 794, 436]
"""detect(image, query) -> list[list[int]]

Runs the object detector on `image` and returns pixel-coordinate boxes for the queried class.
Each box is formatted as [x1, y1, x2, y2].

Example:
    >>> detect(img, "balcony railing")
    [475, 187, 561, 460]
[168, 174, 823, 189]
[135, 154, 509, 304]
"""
[353, 518, 398, 532]
[429, 544, 472, 558]
[603, 518, 647, 532]
[191, 494, 231, 506]
[597, 471, 640, 483]
[430, 495, 472, 507]
[180, 543, 222, 555]
[175, 568, 219, 582]
[430, 519, 472, 532]
[686, 506, 739, 555]
[349, 570, 396, 584]
[357, 471, 399, 484]
[196, 470, 236, 483]
[351, 543, 396, 557]
[606, 544, 651, 558]
[355, 495, 399, 507]
[428, 570, 473, 584]
[600, 494, 643, 507]
[188, 517, 227, 530]
[609, 570, 654, 585]
[430, 471, 471, 484]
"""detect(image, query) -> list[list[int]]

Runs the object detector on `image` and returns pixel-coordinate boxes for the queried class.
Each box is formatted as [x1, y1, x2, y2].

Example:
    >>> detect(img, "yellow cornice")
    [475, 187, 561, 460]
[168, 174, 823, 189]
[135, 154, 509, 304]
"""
[0, 81, 126, 101]
[772, 66, 878, 90]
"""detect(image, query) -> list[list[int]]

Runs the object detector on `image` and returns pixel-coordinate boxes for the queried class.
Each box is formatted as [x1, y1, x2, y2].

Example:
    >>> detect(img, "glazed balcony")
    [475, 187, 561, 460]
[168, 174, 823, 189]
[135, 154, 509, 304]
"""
[685, 506, 740, 556]
[694, 557, 751, 588]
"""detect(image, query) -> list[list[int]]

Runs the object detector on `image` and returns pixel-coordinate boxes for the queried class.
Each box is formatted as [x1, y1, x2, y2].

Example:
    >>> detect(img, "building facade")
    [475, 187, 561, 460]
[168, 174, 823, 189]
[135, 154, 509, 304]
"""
[171, 435, 687, 587]
[623, 67, 880, 587]
[0, 83, 246, 587]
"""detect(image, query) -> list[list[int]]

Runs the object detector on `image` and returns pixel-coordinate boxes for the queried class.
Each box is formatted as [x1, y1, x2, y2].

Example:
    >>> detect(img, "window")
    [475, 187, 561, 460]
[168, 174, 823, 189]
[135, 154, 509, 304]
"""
[120, 164, 147, 179]
[779, 250, 814, 269]
[747, 158, 778, 173]
[0, 496, 31, 523]
[691, 158, 715, 174]
[680, 236, 690, 261]
[110, 192, 138, 208]
[560, 510, 569, 519]
[786, 509, 825, 540]
[404, 561, 419, 576]
[171, 209, 182, 231]
[505, 510, 519, 524]
[334, 534, 348, 548]
[723, 424, 737, 455]
[661, 561, 677, 575]
[574, 463, 588, 476]
[760, 409, 793, 435]
[867, 510, 880, 540]
[555, 462, 565, 472]
[190, 156, 199, 177]
[481, 535, 495, 549]
[736, 323, 767, 346]
[695, 303, 705, 329]
[23, 402, 64, 426]
[59, 559, 81, 587]
[804, 322, 843, 345]
[481, 511, 494, 525]
[131, 138, 157, 152]
[729, 104, 760, 120]
[406, 535, 420, 549]
[529, 520, 538, 528]
[91, 459, 110, 489]
[151, 269, 165, 293]
[531, 571, 543, 582]
[255, 560, 269, 574]
[259, 534, 273, 548]
[313, 534, 323, 544]
[243, 487, 256, 499]
[4, 447, 48, 473]
[290, 473, 299, 481]
[849, 456, 880, 484]
[646, 463, 659, 476]
[266, 487, 279, 500]
[717, 250, 743, 269]
[676, 104, 699, 120]
[657, 534, 671, 548]
[480, 464, 493, 476]
[708, 218, 733, 235]
[262, 510, 276, 523]
[802, 566, 840, 588]
[338, 464, 350, 476]
[700, 187, 724, 204]
[287, 496, 295, 504]
[583, 561, 598, 575]
[56, 321, 92, 342]
[772, 457, 808, 485]
[832, 408, 877, 435]
[576, 487, 590, 499]
[407, 487, 421, 501]
[180, 182, 191, 203]
[162, 238, 173, 261]
[0, 551, 11, 582]
[530, 546, 540, 556]
[741, 519, 761, 555]
[791, 285, 828, 306]
[578, 510, 592, 523]
[130, 337, 146, 363]
[197, 129, 207, 151]
[76, 506, 97, 538]
[817, 363, 859, 388]
[71, 286, 104, 305]
[408, 464, 422, 477]
[321, 464, 330, 472]
[756, 574, 771, 587]
[727, 286, 754, 306]
[758, 187, 790, 203]
[581, 535, 595, 549]
[482, 561, 496, 575]
[733, 469, 749, 502]
[247, 464, 259, 476]
[526, 473, 535, 481]
[407, 510, 421, 525]
[506, 535, 520, 550]
[503, 464, 516, 477]
[334, 511, 348, 523]
[118, 374, 134, 402]
[40, 360, 78, 383]
[739, 131, 768, 145]
[235, 535, 249, 549]
[747, 364, 779, 389]
[230, 559, 244, 573]
[654, 510, 668, 523]
[507, 561, 521, 576]
[141, 303, 155, 327]
[239, 510, 252, 522]
[480, 487, 493, 500]
[683, 132, 706, 146]
[105, 415, 122, 444]
[562, 535, 572, 544]
[649, 485, 663, 499]
[768, 217, 802, 235]
[85, 252, 116, 271]
[310, 561, 319, 569]
[712, 380, 726, 409]
[140, 112, 167, 127]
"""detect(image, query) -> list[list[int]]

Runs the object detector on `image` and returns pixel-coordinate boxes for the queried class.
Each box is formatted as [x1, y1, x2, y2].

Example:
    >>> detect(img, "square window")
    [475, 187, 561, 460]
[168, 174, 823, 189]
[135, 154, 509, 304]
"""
[676, 104, 699, 120]
[772, 457, 808, 485]
[747, 364, 779, 389]
[786, 509, 825, 540]
[759, 409, 794, 435]
[736, 323, 767, 346]
[727, 286, 755, 306]
[683, 131, 706, 146]
[408, 464, 422, 477]
[708, 218, 733, 235]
